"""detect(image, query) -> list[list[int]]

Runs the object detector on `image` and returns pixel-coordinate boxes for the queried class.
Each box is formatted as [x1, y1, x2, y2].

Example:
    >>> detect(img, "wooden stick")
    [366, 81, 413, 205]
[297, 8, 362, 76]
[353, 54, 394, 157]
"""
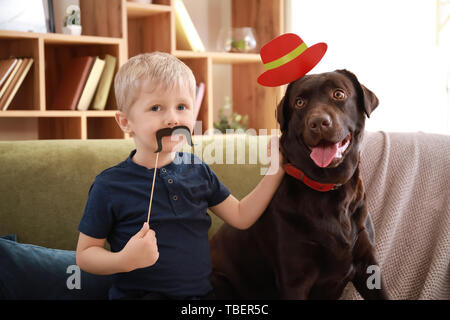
[146, 152, 159, 224]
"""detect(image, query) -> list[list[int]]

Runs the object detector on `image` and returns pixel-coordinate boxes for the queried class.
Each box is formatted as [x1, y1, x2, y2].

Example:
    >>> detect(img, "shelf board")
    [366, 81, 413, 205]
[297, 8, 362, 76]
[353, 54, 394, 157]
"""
[0, 30, 39, 40]
[0, 30, 121, 45]
[172, 50, 208, 59]
[0, 110, 118, 117]
[83, 110, 119, 117]
[173, 50, 261, 64]
[210, 51, 261, 64]
[44, 33, 122, 45]
[126, 2, 172, 18]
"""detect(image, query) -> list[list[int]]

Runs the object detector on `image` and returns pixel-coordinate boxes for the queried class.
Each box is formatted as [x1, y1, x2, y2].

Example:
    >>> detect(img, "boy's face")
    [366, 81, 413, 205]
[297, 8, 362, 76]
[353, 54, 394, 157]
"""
[117, 78, 195, 154]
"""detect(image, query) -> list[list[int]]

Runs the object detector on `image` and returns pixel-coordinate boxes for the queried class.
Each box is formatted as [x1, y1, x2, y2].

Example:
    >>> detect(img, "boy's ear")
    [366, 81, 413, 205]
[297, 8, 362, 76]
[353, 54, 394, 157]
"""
[115, 111, 134, 135]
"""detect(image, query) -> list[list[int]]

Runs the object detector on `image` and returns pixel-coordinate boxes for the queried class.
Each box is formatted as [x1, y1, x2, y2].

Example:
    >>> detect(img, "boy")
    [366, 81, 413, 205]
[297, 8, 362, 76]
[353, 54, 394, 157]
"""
[76, 52, 284, 300]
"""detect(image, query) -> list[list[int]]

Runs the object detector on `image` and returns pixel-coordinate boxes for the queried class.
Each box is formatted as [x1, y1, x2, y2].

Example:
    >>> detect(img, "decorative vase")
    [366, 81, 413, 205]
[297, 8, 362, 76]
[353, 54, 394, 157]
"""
[217, 27, 257, 53]
[62, 25, 82, 36]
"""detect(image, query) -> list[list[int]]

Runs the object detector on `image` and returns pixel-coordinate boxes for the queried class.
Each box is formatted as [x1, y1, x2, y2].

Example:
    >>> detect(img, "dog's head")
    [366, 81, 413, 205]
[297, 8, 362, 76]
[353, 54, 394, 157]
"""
[277, 69, 378, 183]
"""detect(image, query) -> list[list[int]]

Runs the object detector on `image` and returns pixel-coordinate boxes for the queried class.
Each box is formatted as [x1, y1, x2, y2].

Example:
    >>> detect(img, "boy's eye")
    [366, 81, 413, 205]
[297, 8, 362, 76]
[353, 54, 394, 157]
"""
[150, 105, 160, 111]
[177, 104, 187, 110]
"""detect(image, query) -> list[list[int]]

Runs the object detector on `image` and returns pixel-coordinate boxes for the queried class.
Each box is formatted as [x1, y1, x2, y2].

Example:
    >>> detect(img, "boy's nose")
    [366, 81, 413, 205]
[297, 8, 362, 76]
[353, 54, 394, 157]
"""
[165, 110, 179, 127]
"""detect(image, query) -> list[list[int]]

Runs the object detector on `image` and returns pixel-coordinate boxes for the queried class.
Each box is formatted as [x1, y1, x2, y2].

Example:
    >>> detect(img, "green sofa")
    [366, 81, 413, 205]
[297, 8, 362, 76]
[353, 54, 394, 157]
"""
[0, 134, 268, 250]
[1, 132, 449, 299]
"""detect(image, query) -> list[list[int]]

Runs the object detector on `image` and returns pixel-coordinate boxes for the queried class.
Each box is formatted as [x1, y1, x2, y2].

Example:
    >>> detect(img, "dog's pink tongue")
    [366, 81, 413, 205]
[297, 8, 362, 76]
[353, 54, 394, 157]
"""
[310, 143, 339, 168]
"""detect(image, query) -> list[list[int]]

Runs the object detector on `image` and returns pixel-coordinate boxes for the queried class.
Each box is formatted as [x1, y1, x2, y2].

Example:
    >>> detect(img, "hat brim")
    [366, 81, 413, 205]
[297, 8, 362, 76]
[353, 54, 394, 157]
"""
[257, 42, 327, 87]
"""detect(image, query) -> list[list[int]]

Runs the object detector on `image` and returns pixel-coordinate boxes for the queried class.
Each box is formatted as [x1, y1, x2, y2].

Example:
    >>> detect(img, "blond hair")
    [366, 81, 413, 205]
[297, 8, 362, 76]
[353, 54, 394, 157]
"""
[114, 52, 196, 112]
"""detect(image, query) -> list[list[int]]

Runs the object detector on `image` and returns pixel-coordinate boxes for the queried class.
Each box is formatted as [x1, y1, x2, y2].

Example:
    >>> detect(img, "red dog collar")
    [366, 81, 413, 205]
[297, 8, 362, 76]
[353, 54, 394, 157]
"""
[283, 163, 340, 192]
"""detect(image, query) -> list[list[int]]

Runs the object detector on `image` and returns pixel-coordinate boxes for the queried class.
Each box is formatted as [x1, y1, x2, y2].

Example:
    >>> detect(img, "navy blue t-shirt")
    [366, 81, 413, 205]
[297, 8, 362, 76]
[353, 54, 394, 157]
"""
[78, 150, 230, 299]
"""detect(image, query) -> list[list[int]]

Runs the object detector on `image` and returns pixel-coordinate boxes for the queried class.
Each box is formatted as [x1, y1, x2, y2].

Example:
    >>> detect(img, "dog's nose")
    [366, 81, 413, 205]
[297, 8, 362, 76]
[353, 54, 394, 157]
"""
[308, 115, 332, 133]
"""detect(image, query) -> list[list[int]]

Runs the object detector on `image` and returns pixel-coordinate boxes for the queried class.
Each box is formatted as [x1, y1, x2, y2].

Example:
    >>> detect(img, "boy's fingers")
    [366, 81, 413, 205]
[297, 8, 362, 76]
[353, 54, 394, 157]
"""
[267, 137, 273, 157]
[267, 136, 279, 158]
[144, 229, 156, 241]
[133, 222, 149, 239]
[271, 135, 279, 148]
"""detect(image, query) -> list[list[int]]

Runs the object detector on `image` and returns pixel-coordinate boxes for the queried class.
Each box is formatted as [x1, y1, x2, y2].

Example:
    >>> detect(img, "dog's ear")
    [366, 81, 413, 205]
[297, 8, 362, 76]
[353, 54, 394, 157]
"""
[275, 97, 285, 130]
[336, 69, 379, 118]
[276, 84, 292, 132]
[360, 84, 378, 118]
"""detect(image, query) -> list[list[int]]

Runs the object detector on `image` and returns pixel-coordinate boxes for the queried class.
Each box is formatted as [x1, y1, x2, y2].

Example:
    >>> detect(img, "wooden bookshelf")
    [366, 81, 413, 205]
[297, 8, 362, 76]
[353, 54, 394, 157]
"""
[126, 2, 172, 17]
[0, 0, 283, 140]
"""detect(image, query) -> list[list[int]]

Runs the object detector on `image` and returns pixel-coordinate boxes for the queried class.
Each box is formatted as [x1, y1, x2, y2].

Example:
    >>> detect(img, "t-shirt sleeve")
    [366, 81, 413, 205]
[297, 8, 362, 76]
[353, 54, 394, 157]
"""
[78, 177, 114, 239]
[204, 163, 231, 207]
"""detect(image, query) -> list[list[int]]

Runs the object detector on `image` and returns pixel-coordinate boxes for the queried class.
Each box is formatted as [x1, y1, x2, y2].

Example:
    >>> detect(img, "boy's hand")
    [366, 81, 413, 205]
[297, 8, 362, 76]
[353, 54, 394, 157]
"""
[266, 135, 285, 175]
[120, 222, 159, 272]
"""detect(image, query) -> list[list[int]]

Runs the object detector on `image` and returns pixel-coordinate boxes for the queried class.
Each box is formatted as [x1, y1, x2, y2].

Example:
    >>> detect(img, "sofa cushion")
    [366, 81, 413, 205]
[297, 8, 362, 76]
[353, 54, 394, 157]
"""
[0, 236, 113, 300]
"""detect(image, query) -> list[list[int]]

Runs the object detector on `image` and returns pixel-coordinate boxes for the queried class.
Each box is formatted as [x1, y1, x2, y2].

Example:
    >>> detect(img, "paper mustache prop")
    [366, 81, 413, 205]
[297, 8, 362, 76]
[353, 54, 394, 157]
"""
[147, 125, 194, 224]
[154, 125, 194, 153]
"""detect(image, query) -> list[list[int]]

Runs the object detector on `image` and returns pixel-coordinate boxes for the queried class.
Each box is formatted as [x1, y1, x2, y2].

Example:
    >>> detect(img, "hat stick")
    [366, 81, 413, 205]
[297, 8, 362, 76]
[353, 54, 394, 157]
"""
[146, 152, 159, 224]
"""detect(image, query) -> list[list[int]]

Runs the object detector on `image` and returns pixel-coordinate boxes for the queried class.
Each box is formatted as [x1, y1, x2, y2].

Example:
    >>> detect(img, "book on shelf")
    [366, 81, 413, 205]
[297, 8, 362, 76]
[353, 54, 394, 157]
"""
[0, 58, 18, 89]
[91, 54, 117, 111]
[77, 56, 105, 111]
[0, 59, 23, 100]
[50, 56, 94, 110]
[0, 58, 34, 111]
[174, 0, 205, 52]
[194, 82, 205, 120]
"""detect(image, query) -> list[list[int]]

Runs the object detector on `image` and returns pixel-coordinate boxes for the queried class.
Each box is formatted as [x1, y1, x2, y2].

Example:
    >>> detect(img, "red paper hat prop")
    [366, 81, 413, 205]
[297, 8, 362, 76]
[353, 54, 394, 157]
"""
[257, 33, 327, 87]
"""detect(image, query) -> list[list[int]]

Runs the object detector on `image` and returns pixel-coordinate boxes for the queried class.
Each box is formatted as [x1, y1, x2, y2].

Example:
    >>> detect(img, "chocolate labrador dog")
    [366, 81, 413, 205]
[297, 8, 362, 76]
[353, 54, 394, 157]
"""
[210, 69, 389, 300]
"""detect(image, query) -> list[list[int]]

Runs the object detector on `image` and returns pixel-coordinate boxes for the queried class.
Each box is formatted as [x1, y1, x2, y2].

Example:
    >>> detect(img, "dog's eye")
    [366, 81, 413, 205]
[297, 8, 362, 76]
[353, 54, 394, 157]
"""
[333, 89, 346, 100]
[295, 97, 306, 108]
